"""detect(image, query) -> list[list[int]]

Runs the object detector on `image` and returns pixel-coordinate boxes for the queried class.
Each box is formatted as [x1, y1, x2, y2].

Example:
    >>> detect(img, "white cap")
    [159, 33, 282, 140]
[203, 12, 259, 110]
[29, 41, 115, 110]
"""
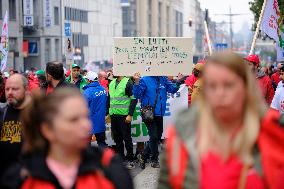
[3, 72, 9, 78]
[86, 71, 98, 81]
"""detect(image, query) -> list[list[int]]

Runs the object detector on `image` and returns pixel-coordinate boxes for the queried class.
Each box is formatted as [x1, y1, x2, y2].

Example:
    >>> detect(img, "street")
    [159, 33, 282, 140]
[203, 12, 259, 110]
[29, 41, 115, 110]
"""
[131, 162, 160, 189]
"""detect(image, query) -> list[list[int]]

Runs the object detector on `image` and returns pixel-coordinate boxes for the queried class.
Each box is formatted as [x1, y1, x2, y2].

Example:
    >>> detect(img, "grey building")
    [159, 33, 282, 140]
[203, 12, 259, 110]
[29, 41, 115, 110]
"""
[23, 0, 62, 70]
[0, 0, 24, 72]
[122, 0, 183, 37]
[0, 0, 62, 71]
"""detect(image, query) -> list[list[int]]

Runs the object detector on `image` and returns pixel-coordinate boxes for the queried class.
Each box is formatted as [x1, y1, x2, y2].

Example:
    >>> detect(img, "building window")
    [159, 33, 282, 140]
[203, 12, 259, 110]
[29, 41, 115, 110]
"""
[55, 39, 60, 60]
[64, 7, 88, 23]
[148, 0, 152, 36]
[166, 6, 169, 36]
[0, 0, 2, 19]
[9, 0, 16, 20]
[73, 33, 88, 47]
[45, 39, 51, 63]
[175, 11, 183, 37]
[54, 7, 59, 25]
[9, 38, 17, 51]
[158, 2, 162, 36]
[180, 12, 183, 37]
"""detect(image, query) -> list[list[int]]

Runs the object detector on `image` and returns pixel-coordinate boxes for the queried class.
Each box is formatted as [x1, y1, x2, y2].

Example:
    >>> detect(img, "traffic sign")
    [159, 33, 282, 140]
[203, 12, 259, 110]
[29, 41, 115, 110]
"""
[28, 41, 38, 56]
[65, 23, 72, 37]
[214, 43, 228, 51]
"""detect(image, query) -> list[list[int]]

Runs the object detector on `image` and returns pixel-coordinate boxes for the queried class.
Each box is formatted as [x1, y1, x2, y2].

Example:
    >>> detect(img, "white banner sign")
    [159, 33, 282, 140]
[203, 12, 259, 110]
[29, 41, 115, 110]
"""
[0, 11, 9, 72]
[23, 0, 33, 15]
[113, 37, 193, 76]
[44, 0, 52, 27]
[105, 84, 188, 145]
[260, 0, 279, 41]
[23, 0, 34, 27]
[260, 0, 284, 61]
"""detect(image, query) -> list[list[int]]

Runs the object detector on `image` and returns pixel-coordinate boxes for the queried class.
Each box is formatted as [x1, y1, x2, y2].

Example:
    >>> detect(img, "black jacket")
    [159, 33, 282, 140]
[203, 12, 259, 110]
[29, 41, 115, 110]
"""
[0, 146, 133, 189]
[41, 79, 75, 94]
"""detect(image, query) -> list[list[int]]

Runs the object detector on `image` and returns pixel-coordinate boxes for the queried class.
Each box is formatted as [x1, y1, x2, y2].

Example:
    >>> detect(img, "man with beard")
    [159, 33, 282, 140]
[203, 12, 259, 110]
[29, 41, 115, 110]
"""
[66, 64, 88, 92]
[0, 74, 31, 179]
[43, 61, 73, 95]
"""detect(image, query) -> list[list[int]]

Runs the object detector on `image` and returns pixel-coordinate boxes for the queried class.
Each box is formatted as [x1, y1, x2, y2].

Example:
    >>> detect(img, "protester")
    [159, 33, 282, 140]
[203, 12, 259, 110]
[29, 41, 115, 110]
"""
[35, 69, 47, 89]
[133, 74, 180, 169]
[0, 74, 31, 180]
[66, 64, 88, 92]
[185, 62, 204, 106]
[27, 72, 40, 92]
[245, 54, 274, 104]
[0, 88, 133, 189]
[81, 69, 88, 77]
[9, 69, 15, 76]
[43, 61, 72, 95]
[83, 71, 108, 147]
[158, 51, 284, 189]
[108, 76, 137, 169]
[190, 63, 204, 103]
[271, 64, 284, 114]
[0, 73, 6, 103]
[99, 71, 109, 92]
[271, 63, 283, 89]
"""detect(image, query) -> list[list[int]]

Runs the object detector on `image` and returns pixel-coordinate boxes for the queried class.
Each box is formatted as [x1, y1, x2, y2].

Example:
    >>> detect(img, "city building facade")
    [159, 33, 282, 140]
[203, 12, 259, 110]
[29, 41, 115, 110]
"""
[122, 0, 183, 37]
[0, 0, 122, 71]
[0, 0, 24, 71]
[62, 0, 122, 69]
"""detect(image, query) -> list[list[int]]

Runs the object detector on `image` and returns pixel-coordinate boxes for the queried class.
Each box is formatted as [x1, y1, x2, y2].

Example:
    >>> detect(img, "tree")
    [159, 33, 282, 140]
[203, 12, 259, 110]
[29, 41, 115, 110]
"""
[249, 0, 284, 30]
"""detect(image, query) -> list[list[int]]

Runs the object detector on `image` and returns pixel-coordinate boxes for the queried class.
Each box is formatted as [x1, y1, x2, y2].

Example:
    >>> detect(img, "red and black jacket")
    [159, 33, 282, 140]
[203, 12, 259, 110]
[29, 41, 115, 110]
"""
[0, 146, 134, 189]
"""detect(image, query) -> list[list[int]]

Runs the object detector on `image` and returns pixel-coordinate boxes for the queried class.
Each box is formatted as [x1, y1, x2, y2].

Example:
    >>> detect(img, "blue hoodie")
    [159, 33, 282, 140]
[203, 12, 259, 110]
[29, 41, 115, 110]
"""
[133, 76, 179, 116]
[83, 82, 107, 134]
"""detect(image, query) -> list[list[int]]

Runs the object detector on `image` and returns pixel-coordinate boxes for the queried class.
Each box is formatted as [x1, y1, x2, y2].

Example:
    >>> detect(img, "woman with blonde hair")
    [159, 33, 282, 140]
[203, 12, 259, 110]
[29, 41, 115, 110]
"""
[158, 51, 284, 189]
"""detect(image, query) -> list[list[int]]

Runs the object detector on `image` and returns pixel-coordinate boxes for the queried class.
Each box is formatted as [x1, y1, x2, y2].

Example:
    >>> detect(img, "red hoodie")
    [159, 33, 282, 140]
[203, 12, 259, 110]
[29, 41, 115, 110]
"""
[271, 72, 281, 85]
[28, 74, 40, 91]
[257, 73, 274, 105]
[99, 79, 109, 92]
[185, 74, 198, 105]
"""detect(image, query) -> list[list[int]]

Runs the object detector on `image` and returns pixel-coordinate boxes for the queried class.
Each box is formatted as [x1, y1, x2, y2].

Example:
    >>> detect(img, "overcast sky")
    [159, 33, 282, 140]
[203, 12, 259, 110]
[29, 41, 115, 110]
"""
[198, 0, 254, 32]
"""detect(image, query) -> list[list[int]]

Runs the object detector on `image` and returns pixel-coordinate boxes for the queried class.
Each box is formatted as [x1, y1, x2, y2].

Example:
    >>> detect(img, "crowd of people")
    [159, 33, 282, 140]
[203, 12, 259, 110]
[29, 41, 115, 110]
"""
[0, 51, 283, 188]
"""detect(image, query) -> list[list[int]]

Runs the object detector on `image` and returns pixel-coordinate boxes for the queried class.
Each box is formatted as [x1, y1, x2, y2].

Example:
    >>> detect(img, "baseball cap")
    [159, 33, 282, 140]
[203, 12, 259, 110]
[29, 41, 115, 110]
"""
[244, 54, 260, 67]
[35, 70, 45, 75]
[72, 63, 80, 69]
[86, 71, 98, 81]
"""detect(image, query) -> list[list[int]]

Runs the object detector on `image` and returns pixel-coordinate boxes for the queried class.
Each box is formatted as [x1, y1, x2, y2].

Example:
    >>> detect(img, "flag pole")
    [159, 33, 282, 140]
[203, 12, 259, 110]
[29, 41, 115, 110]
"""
[204, 21, 213, 55]
[249, 0, 268, 55]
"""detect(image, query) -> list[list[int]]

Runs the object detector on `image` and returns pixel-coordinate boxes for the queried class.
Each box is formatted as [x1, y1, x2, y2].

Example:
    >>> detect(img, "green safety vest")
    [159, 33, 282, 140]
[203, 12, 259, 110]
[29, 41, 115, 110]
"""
[109, 77, 132, 115]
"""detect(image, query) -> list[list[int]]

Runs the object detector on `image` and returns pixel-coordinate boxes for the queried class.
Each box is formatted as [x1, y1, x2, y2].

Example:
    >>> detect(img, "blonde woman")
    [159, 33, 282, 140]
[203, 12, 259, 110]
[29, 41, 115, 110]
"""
[158, 51, 284, 189]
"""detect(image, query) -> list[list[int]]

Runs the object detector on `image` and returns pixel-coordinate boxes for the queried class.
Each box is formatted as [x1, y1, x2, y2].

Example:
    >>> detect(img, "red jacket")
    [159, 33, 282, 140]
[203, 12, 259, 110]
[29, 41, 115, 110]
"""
[28, 74, 40, 91]
[184, 74, 198, 105]
[0, 147, 134, 189]
[161, 109, 284, 189]
[257, 75, 274, 104]
[271, 72, 281, 85]
[100, 79, 109, 92]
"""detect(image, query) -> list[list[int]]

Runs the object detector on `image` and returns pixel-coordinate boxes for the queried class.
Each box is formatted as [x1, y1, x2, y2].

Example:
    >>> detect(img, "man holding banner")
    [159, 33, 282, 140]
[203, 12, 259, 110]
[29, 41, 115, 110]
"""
[133, 73, 181, 169]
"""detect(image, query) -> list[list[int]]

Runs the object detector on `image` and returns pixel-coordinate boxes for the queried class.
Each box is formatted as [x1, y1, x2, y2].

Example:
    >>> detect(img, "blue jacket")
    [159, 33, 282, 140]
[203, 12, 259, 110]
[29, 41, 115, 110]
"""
[133, 76, 179, 116]
[83, 82, 107, 134]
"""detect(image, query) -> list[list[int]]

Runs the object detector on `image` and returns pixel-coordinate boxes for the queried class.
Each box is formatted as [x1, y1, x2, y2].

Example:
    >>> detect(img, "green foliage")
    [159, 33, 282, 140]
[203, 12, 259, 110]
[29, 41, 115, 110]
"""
[249, 0, 284, 30]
